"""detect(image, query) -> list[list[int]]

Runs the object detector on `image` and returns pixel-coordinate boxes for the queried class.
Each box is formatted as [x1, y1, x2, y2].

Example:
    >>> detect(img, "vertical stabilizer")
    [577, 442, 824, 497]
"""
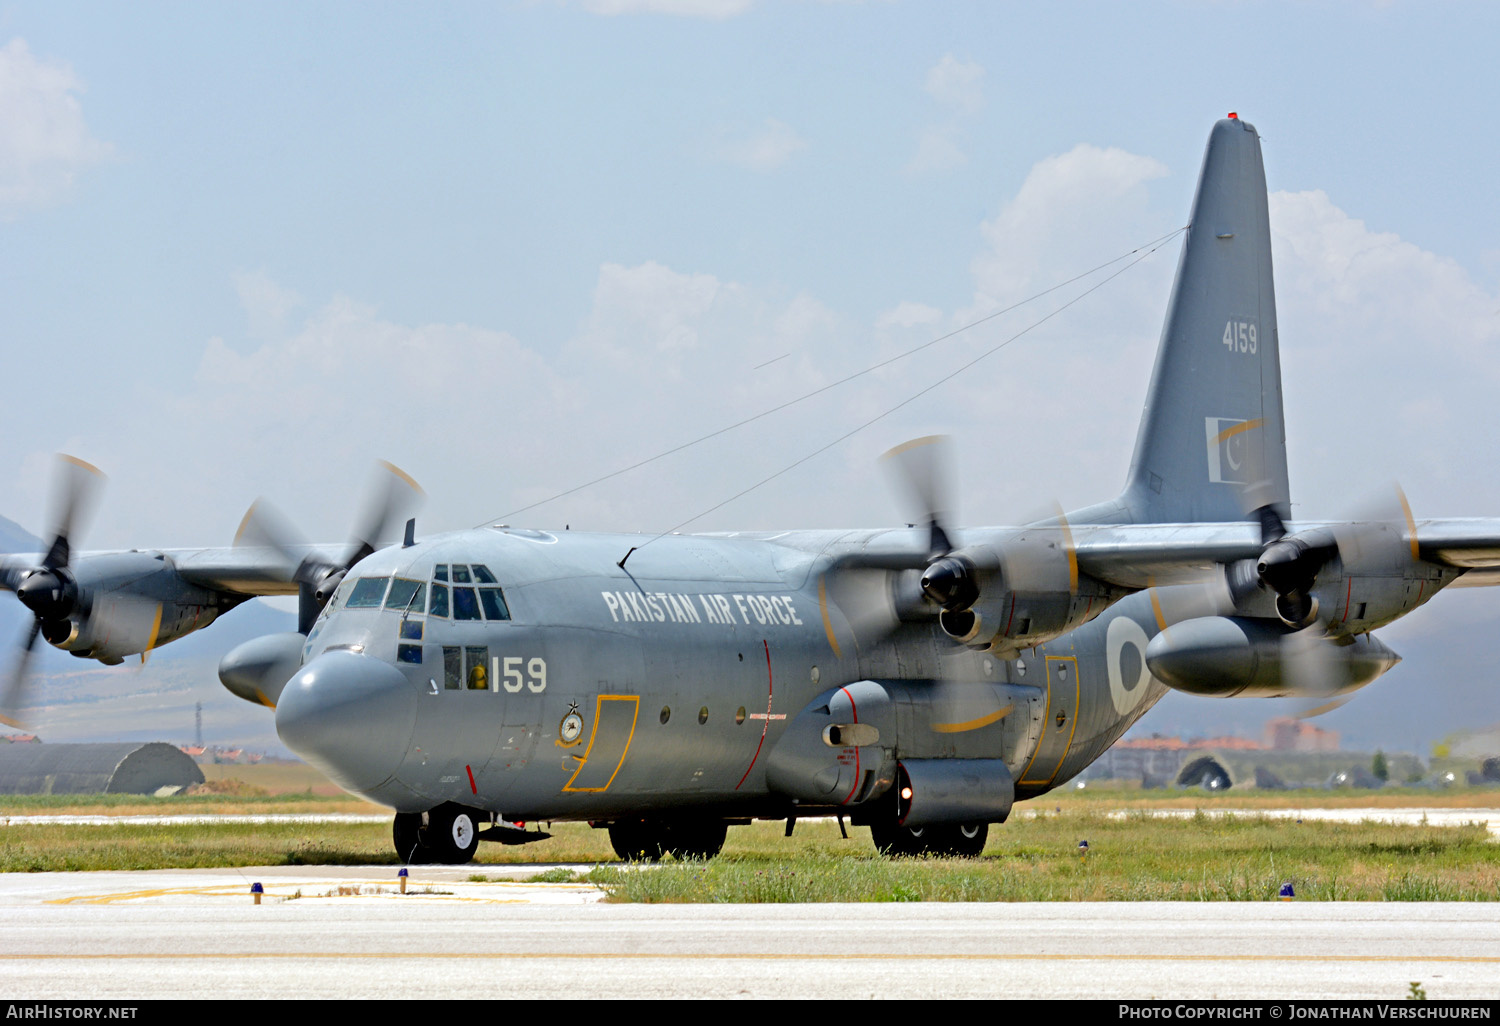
[1082, 117, 1290, 526]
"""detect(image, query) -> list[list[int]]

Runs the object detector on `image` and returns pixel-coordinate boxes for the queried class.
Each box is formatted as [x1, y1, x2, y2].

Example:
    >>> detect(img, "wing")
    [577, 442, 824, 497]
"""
[1413, 518, 1500, 587]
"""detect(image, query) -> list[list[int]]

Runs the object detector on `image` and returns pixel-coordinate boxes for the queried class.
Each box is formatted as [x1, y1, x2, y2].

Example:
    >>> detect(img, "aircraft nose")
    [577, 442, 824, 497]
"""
[275, 649, 417, 794]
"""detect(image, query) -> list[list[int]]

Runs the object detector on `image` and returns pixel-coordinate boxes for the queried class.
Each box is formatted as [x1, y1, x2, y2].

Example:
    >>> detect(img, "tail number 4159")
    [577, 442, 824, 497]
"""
[1223, 320, 1257, 354]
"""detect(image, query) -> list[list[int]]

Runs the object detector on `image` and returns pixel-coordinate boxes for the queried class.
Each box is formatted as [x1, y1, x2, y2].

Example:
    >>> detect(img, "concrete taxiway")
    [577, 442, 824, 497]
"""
[2, 866, 1499, 1000]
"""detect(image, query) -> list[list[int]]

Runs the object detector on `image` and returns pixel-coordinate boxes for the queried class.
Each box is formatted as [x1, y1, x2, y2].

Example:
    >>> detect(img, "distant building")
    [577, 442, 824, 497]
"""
[1263, 717, 1340, 752]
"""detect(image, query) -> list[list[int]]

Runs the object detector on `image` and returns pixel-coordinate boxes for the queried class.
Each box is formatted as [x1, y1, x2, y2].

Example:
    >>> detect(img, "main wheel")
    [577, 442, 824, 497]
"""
[662, 820, 728, 860]
[871, 821, 988, 858]
[608, 819, 666, 861]
[422, 803, 482, 864]
[949, 822, 989, 857]
[869, 820, 927, 857]
[392, 812, 431, 864]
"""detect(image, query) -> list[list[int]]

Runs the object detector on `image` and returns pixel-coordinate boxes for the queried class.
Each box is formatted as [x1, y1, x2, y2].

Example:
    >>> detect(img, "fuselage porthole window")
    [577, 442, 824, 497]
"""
[346, 577, 390, 609]
[429, 584, 450, 618]
[479, 588, 510, 621]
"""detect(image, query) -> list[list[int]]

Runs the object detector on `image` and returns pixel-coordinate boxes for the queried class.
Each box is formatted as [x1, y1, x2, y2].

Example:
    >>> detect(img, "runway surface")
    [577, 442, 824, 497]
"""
[2, 865, 1498, 1000]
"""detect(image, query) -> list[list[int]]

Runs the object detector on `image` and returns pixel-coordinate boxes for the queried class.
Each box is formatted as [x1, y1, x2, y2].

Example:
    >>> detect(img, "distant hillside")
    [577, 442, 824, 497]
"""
[0, 515, 41, 555]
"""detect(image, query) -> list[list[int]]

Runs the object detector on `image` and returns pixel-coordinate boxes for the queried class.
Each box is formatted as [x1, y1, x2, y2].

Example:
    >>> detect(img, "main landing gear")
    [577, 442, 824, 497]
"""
[606, 818, 729, 861]
[393, 803, 481, 865]
[868, 819, 988, 858]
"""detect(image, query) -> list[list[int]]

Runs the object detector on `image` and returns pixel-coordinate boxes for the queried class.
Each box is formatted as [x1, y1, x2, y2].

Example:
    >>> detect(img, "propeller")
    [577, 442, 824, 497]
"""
[234, 461, 424, 633]
[0, 455, 107, 728]
[880, 435, 957, 561]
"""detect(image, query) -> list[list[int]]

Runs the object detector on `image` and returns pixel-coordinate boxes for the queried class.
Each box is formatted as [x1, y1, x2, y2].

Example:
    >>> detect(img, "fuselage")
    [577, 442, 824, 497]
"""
[276, 524, 1172, 820]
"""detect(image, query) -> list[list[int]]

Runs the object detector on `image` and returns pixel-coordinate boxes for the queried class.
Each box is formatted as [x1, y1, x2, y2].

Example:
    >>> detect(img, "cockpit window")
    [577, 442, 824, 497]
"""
[385, 578, 426, 613]
[346, 577, 390, 608]
[453, 586, 481, 621]
[429, 584, 449, 618]
[472, 564, 497, 584]
[452, 565, 473, 584]
[434, 564, 449, 582]
[479, 588, 510, 621]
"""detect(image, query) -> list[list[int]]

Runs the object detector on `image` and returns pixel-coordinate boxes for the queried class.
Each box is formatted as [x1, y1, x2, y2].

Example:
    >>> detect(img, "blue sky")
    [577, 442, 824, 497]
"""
[4, 1, 1499, 544]
[2, 1, 1500, 747]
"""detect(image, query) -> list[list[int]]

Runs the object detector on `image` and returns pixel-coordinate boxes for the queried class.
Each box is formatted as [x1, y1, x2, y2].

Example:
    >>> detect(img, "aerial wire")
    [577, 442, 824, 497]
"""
[479, 225, 1186, 528]
[637, 227, 1185, 546]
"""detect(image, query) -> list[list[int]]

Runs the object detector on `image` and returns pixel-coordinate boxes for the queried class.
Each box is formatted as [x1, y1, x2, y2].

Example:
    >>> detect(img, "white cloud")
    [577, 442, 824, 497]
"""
[924, 54, 984, 115]
[0, 38, 110, 218]
[876, 301, 943, 331]
[708, 118, 807, 172]
[580, 0, 753, 18]
[907, 125, 967, 174]
[1269, 189, 1500, 512]
[232, 270, 303, 342]
[970, 143, 1169, 311]
[906, 54, 985, 175]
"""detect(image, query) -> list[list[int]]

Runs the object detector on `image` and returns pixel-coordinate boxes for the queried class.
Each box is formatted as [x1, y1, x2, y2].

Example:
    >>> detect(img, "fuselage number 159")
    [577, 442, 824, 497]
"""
[490, 655, 547, 693]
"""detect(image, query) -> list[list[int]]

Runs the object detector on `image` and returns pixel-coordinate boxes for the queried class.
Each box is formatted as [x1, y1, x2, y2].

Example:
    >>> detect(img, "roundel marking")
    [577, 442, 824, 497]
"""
[1106, 615, 1153, 716]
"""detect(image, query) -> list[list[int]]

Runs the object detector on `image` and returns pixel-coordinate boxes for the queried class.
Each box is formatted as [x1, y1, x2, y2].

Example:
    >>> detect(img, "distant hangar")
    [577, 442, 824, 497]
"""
[0, 741, 205, 795]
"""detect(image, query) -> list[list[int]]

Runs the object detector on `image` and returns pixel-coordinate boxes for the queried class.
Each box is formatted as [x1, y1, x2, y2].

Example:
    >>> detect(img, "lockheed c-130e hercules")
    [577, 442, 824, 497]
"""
[5, 116, 1499, 864]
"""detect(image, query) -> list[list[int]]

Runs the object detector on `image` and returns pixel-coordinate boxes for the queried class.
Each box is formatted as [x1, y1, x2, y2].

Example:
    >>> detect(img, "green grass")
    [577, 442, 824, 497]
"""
[4, 800, 1499, 902]
[592, 811, 1500, 903]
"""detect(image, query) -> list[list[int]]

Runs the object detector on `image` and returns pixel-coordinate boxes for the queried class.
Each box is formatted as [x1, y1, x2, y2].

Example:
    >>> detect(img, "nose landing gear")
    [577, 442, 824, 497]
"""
[393, 803, 482, 865]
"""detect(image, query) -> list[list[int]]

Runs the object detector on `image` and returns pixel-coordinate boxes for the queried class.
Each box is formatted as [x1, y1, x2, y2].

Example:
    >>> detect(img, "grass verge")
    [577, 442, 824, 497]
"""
[4, 808, 1498, 902]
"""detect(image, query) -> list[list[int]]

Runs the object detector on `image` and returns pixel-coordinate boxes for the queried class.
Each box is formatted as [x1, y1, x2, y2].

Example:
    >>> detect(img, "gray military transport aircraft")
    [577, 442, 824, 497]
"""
[6, 116, 1500, 864]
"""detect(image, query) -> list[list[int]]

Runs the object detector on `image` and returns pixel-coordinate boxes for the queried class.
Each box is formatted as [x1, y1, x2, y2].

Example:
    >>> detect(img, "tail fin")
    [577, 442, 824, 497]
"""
[1081, 117, 1290, 526]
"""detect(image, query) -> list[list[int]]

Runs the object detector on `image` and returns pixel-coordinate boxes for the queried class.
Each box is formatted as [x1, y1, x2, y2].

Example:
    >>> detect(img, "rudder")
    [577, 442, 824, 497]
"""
[1078, 117, 1290, 527]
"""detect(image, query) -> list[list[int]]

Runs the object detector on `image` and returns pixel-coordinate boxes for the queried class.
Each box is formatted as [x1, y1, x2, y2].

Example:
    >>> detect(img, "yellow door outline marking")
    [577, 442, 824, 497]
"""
[562, 694, 640, 793]
[1018, 655, 1079, 788]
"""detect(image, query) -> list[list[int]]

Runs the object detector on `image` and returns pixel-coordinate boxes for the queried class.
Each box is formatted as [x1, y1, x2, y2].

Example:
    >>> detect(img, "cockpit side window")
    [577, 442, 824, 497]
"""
[479, 588, 510, 621]
[453, 587, 481, 621]
[346, 577, 390, 608]
[385, 578, 426, 613]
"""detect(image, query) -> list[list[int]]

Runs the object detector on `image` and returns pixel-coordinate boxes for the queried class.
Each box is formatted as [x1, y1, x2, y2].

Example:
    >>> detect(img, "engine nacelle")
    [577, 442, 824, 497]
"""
[41, 552, 234, 663]
[1260, 523, 1452, 631]
[1144, 615, 1401, 698]
[932, 533, 1120, 653]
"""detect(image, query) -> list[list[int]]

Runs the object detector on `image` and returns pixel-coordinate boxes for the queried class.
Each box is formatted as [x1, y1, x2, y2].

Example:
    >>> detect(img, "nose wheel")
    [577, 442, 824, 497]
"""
[393, 804, 482, 865]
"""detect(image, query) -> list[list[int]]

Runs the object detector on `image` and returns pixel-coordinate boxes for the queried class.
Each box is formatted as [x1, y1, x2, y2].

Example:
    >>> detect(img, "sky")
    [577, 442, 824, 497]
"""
[1, 1, 1499, 751]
